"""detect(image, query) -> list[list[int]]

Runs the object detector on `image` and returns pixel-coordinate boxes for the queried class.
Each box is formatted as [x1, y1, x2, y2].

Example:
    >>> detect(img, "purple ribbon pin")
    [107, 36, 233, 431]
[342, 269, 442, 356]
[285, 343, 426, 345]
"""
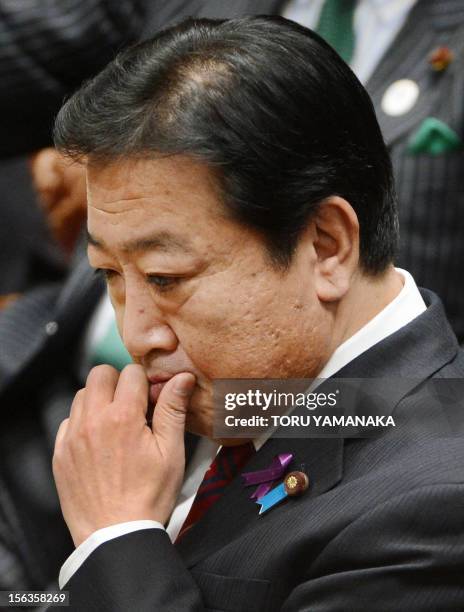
[242, 453, 293, 499]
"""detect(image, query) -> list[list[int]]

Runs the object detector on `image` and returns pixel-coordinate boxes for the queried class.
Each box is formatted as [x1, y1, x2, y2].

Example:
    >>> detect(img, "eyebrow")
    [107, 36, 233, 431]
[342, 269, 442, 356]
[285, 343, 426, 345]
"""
[86, 229, 195, 255]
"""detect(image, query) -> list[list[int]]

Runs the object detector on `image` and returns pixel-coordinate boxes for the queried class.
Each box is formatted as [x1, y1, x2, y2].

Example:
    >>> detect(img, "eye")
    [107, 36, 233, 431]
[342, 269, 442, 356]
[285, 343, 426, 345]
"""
[146, 275, 181, 292]
[94, 268, 119, 281]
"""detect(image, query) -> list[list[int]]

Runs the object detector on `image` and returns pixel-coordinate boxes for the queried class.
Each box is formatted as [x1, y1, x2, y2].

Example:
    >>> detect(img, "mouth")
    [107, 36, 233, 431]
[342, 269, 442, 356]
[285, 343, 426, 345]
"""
[149, 381, 169, 405]
[147, 375, 173, 405]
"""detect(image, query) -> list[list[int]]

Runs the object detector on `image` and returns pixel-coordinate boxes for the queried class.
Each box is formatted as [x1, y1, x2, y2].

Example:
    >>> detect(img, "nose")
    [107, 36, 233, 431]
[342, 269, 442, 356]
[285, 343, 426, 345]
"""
[119, 280, 178, 360]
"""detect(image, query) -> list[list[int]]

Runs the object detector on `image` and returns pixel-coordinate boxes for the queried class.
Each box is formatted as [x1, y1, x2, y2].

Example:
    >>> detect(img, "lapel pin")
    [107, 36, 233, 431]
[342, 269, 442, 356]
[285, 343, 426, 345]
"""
[242, 453, 293, 499]
[256, 471, 309, 515]
[381, 79, 420, 117]
[428, 46, 454, 72]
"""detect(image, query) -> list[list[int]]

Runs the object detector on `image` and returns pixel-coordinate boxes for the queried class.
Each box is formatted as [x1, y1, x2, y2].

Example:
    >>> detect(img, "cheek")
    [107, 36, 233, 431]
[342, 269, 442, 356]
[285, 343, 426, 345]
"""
[168, 300, 258, 377]
[168, 279, 323, 379]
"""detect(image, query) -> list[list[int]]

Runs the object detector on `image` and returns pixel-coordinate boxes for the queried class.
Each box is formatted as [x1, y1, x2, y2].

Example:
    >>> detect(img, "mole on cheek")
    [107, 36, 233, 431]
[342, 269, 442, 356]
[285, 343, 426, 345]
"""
[138, 309, 145, 314]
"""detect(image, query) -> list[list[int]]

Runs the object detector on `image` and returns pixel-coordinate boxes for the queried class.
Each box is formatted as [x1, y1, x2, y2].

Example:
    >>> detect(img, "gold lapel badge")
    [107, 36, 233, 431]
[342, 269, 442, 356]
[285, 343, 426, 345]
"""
[428, 46, 454, 72]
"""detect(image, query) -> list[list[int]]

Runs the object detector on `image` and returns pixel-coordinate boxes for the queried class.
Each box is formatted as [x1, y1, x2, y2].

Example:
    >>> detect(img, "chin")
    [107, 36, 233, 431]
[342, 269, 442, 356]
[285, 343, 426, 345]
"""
[184, 387, 215, 438]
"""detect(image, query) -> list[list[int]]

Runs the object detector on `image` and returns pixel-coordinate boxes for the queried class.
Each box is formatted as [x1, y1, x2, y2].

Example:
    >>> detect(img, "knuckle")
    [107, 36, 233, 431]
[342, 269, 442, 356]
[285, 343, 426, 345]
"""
[119, 363, 144, 383]
[70, 389, 85, 415]
[54, 418, 69, 445]
[86, 364, 118, 385]
[119, 363, 146, 385]
[57, 416, 70, 432]
[108, 410, 123, 427]
[52, 443, 68, 473]
[107, 406, 131, 428]
[109, 396, 138, 423]
[80, 420, 99, 441]
[71, 417, 99, 445]
[122, 363, 143, 374]
[71, 389, 85, 406]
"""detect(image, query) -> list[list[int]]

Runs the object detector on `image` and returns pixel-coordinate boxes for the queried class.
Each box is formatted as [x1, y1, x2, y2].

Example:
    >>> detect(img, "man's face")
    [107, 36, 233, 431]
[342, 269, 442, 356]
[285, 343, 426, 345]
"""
[87, 156, 332, 438]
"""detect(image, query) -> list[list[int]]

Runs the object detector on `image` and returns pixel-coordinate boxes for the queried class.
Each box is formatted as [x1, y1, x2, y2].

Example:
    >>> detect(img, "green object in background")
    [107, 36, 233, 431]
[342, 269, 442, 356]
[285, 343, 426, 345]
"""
[407, 117, 462, 155]
[90, 318, 132, 371]
[315, 0, 356, 64]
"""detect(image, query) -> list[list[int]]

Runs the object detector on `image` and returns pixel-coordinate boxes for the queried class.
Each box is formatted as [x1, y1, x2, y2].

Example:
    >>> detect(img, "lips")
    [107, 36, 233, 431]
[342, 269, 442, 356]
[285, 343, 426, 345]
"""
[149, 380, 169, 405]
[146, 373, 170, 401]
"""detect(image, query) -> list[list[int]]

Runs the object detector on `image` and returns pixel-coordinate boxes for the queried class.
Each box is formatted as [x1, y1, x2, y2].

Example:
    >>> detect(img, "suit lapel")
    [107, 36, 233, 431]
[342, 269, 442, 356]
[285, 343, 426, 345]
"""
[366, 0, 464, 147]
[337, 289, 458, 381]
[0, 246, 103, 394]
[176, 435, 343, 568]
[53, 253, 103, 331]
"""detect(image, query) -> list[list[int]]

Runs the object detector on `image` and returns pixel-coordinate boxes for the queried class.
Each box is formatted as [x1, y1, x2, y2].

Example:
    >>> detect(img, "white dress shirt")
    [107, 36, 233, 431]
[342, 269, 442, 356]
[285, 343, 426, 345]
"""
[282, 0, 418, 83]
[59, 267, 426, 587]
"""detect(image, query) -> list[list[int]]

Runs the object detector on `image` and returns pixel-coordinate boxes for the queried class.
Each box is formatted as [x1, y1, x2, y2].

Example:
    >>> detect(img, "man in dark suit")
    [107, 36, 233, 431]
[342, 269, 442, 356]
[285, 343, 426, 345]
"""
[49, 17, 464, 610]
[148, 0, 464, 341]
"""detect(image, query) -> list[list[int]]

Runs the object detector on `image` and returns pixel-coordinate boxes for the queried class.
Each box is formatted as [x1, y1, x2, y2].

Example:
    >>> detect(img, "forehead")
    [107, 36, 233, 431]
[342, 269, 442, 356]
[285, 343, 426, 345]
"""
[86, 155, 224, 215]
[86, 155, 230, 253]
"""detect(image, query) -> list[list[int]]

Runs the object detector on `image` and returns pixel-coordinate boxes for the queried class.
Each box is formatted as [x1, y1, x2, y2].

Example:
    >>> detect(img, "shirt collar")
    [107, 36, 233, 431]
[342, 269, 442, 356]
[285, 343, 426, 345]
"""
[317, 267, 425, 379]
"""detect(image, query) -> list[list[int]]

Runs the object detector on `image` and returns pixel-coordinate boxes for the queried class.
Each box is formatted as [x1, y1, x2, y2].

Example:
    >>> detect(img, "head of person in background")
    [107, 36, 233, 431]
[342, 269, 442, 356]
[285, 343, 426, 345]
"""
[53, 16, 400, 440]
[30, 148, 87, 256]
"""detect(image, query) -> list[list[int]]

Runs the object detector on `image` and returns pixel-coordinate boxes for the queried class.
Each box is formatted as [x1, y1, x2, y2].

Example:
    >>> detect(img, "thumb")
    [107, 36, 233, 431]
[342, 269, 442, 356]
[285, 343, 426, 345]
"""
[152, 373, 196, 448]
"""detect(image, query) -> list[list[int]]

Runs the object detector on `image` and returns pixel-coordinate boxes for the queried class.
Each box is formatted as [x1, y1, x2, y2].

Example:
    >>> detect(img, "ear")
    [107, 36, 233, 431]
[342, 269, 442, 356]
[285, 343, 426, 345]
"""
[312, 196, 360, 303]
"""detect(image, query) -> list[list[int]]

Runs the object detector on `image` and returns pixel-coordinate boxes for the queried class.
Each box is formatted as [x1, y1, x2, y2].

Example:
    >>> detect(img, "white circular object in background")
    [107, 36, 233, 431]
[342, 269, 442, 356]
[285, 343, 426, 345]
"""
[381, 79, 420, 117]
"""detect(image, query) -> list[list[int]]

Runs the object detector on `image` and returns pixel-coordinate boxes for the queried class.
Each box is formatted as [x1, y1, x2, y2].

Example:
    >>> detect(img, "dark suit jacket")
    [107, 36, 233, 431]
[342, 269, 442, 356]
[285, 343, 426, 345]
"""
[0, 252, 104, 591]
[61, 289, 464, 611]
[147, 0, 464, 341]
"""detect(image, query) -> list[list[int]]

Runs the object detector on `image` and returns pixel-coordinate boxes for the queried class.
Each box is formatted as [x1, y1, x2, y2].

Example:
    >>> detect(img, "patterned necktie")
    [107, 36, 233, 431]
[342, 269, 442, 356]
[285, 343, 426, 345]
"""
[315, 0, 356, 64]
[175, 442, 255, 542]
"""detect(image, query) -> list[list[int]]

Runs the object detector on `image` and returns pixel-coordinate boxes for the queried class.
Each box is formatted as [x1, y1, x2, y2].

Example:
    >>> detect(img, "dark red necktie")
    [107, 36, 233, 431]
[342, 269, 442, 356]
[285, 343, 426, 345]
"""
[175, 442, 255, 542]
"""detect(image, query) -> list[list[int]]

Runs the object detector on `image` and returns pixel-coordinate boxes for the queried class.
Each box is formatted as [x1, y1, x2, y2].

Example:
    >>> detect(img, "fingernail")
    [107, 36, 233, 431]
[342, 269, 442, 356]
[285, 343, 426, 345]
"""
[174, 374, 196, 397]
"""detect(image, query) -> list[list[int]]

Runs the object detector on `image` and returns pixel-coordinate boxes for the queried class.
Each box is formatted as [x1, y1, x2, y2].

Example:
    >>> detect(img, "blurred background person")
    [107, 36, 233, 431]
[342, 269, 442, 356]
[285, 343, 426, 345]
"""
[0, 0, 205, 301]
[0, 0, 153, 304]
[0, 156, 66, 309]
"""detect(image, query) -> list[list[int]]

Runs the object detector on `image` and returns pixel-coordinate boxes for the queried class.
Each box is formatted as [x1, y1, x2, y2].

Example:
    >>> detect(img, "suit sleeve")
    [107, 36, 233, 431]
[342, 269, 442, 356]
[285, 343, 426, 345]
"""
[0, 0, 147, 157]
[62, 529, 205, 611]
[59, 521, 165, 589]
[281, 483, 464, 611]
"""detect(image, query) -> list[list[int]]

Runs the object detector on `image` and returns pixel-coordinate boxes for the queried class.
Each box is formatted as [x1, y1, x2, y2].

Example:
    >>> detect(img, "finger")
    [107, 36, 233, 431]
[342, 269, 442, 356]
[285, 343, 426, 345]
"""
[112, 364, 149, 417]
[66, 388, 86, 435]
[54, 418, 69, 450]
[84, 365, 120, 413]
[53, 418, 70, 474]
[152, 373, 196, 449]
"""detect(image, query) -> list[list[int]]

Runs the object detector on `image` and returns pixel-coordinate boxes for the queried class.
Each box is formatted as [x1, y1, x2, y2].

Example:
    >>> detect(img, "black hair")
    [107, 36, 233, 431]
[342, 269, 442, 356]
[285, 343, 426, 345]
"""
[54, 16, 398, 272]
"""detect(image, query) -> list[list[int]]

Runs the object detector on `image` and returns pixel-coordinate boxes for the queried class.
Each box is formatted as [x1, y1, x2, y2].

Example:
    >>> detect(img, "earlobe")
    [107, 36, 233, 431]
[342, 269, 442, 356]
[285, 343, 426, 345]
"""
[312, 197, 360, 303]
